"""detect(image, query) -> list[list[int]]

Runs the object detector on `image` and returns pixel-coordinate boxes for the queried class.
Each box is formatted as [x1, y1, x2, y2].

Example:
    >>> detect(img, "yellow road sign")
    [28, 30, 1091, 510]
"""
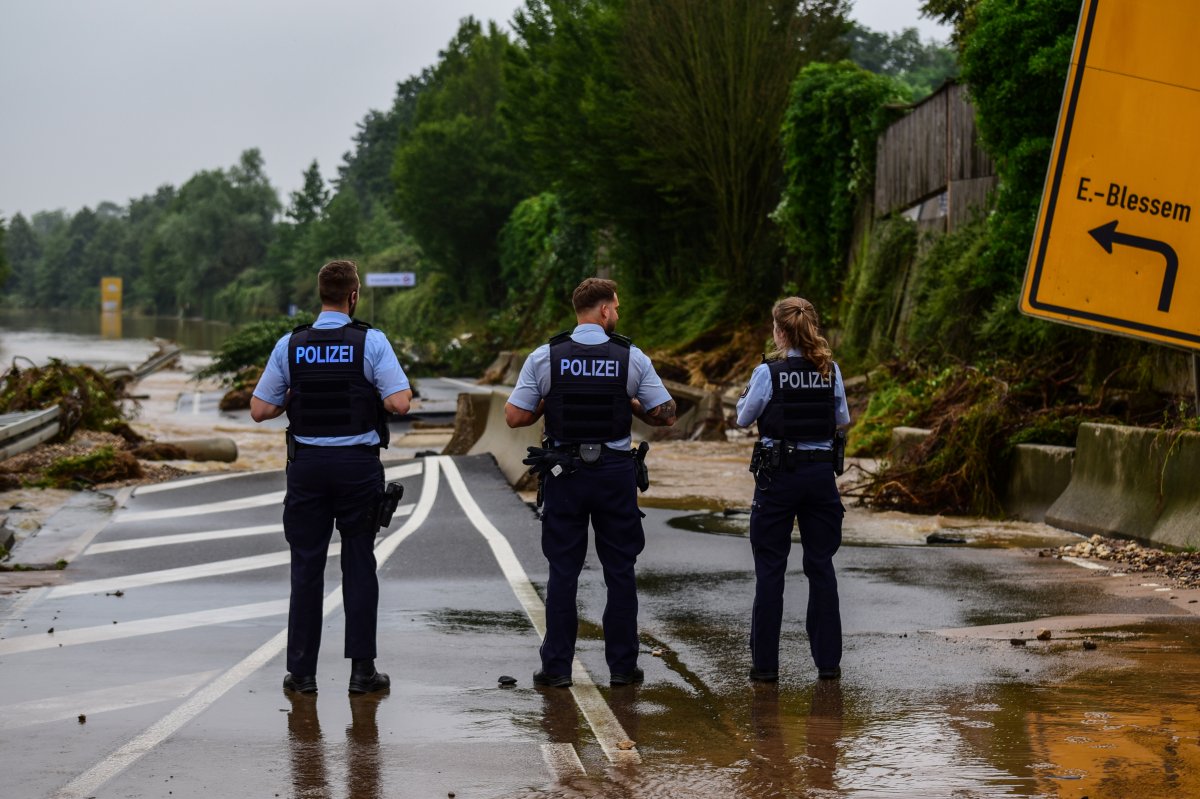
[1022, 0, 1200, 350]
[100, 276, 123, 313]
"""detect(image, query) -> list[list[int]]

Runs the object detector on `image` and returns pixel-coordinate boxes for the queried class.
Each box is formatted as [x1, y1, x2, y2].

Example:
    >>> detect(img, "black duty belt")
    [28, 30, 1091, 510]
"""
[294, 442, 380, 454]
[552, 444, 635, 458]
[784, 448, 835, 463]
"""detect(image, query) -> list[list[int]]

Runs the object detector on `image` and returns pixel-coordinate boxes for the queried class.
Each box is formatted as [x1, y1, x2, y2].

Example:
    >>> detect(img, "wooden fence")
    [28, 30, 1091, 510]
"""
[874, 82, 996, 232]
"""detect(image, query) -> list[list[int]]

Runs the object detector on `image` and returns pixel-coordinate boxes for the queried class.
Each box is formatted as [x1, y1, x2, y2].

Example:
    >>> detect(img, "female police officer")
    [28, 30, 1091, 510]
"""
[735, 296, 850, 682]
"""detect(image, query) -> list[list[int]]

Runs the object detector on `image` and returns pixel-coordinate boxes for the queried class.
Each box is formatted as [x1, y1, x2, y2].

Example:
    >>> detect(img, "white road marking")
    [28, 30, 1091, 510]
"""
[86, 524, 284, 554]
[437, 456, 640, 765]
[84, 504, 415, 555]
[48, 546, 340, 599]
[0, 600, 288, 656]
[118, 462, 422, 523]
[0, 670, 220, 730]
[116, 490, 286, 523]
[541, 743, 586, 780]
[1061, 556, 1110, 572]
[135, 472, 251, 496]
[51, 459, 440, 799]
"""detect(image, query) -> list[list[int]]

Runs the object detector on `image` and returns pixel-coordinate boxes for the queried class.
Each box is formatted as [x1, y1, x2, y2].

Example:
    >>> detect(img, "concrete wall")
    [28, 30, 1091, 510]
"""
[1046, 423, 1200, 548]
[464, 389, 543, 489]
[1002, 444, 1074, 523]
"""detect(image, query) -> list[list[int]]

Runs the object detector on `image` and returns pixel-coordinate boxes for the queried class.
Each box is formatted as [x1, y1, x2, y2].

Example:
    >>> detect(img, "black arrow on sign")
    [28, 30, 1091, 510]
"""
[1088, 220, 1178, 313]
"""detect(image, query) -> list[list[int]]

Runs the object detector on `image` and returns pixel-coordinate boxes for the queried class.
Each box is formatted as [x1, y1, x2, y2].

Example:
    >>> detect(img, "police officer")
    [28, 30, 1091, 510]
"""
[250, 260, 412, 694]
[735, 296, 850, 682]
[505, 278, 676, 688]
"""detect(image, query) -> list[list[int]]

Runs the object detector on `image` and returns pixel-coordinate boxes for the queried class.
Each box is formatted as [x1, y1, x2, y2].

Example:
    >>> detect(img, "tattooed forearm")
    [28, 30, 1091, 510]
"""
[647, 399, 676, 419]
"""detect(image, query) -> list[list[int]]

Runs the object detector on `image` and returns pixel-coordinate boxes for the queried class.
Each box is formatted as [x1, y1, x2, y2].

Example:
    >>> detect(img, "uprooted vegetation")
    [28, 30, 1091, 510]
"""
[845, 356, 1193, 517]
[0, 360, 185, 490]
[0, 358, 141, 442]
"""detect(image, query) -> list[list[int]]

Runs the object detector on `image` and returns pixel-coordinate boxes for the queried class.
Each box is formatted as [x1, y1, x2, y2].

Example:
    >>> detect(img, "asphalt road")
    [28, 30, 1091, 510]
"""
[2, 454, 1199, 798]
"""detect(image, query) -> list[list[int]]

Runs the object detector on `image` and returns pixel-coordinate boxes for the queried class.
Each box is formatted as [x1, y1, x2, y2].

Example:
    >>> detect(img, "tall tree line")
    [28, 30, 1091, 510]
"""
[4, 0, 965, 368]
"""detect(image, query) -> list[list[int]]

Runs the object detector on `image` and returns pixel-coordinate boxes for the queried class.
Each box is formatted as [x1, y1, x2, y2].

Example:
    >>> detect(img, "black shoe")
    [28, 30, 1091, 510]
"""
[532, 669, 572, 688]
[609, 667, 644, 686]
[817, 666, 842, 680]
[283, 673, 318, 694]
[749, 667, 779, 683]
[348, 659, 390, 694]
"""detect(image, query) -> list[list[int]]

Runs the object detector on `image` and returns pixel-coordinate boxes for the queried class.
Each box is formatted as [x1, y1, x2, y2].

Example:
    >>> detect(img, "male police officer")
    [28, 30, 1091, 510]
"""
[251, 260, 412, 694]
[505, 278, 676, 688]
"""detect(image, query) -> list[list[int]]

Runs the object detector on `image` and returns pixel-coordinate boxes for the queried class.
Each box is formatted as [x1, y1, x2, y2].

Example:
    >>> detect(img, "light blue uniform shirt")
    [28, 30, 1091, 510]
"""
[735, 350, 850, 450]
[507, 323, 672, 450]
[252, 311, 410, 446]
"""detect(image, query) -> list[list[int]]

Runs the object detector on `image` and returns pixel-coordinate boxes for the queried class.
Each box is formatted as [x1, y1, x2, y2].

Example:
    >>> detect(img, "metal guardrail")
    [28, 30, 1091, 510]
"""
[0, 406, 62, 461]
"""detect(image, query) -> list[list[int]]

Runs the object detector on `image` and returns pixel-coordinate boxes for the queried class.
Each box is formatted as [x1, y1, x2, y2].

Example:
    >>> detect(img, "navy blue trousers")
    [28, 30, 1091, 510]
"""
[539, 456, 645, 676]
[282, 447, 383, 676]
[749, 462, 843, 672]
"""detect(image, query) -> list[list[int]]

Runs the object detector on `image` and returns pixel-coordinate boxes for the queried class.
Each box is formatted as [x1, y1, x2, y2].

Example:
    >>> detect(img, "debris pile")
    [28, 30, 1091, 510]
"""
[1045, 534, 1200, 588]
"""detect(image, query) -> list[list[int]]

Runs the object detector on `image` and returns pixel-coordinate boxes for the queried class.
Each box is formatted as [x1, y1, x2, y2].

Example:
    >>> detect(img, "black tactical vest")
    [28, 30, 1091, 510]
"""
[757, 356, 836, 442]
[285, 321, 381, 439]
[543, 332, 633, 444]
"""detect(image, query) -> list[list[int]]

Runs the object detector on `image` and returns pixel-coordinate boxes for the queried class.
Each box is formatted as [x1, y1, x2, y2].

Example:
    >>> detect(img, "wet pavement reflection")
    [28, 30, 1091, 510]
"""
[286, 692, 386, 799]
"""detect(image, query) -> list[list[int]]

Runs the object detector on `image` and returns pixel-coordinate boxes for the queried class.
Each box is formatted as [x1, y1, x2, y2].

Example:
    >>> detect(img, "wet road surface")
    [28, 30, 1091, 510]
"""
[1, 455, 1198, 798]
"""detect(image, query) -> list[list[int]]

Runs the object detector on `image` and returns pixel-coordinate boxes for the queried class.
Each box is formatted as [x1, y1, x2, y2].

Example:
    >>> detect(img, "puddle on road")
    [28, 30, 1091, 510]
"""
[493, 619, 1200, 798]
[427, 608, 534, 633]
[667, 508, 1080, 550]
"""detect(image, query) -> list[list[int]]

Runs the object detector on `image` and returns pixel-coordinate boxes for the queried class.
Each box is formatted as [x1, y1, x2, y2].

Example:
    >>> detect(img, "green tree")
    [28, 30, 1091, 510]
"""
[775, 61, 908, 307]
[153, 149, 279, 317]
[498, 193, 596, 342]
[956, 0, 1079, 349]
[2, 213, 40, 301]
[846, 23, 958, 99]
[392, 18, 531, 307]
[622, 0, 847, 291]
[287, 160, 329, 226]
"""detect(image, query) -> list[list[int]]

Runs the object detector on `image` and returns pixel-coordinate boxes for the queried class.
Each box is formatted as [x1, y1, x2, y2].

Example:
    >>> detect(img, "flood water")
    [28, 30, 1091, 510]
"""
[0, 308, 231, 368]
[496, 620, 1200, 799]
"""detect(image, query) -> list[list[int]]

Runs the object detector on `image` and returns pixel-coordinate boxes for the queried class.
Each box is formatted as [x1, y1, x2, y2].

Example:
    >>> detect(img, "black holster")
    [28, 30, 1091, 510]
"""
[833, 429, 847, 476]
[633, 441, 650, 492]
[286, 428, 297, 463]
[374, 482, 404, 531]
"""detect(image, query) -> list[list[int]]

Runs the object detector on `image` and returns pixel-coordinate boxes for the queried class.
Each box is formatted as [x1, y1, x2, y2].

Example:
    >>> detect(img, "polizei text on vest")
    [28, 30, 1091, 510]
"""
[778, 370, 831, 389]
[295, 345, 355, 364]
[559, 358, 622, 377]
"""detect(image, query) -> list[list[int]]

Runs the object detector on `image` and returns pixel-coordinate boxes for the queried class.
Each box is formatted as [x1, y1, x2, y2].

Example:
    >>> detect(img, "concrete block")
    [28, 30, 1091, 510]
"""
[890, 426, 931, 462]
[1002, 444, 1074, 522]
[1045, 423, 1200, 548]
[442, 392, 493, 456]
[467, 390, 542, 489]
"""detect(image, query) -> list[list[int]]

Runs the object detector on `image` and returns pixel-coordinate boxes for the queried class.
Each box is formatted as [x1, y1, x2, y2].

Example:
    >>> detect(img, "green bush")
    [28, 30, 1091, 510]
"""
[775, 61, 908, 308]
[197, 315, 311, 384]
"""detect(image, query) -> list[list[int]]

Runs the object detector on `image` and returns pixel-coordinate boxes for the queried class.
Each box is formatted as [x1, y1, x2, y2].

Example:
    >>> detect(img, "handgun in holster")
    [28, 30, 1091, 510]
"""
[833, 429, 847, 476]
[375, 482, 404, 531]
[285, 428, 297, 463]
[633, 441, 650, 492]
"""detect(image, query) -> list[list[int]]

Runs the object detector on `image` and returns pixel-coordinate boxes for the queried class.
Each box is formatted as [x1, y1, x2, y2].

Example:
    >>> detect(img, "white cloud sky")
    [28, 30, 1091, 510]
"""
[0, 0, 948, 218]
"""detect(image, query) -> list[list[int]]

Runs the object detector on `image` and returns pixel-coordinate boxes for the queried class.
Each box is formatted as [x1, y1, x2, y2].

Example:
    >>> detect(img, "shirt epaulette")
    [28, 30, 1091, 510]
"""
[349, 318, 374, 330]
[608, 333, 632, 348]
[292, 322, 313, 334]
[548, 330, 573, 345]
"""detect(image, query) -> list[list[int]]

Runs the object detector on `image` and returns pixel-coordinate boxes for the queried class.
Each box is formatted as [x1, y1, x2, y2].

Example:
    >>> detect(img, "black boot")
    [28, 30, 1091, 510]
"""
[348, 659, 390, 694]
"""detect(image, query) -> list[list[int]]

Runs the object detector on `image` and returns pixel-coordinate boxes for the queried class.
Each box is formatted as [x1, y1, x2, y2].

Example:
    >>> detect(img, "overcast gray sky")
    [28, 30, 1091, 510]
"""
[0, 0, 948, 219]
